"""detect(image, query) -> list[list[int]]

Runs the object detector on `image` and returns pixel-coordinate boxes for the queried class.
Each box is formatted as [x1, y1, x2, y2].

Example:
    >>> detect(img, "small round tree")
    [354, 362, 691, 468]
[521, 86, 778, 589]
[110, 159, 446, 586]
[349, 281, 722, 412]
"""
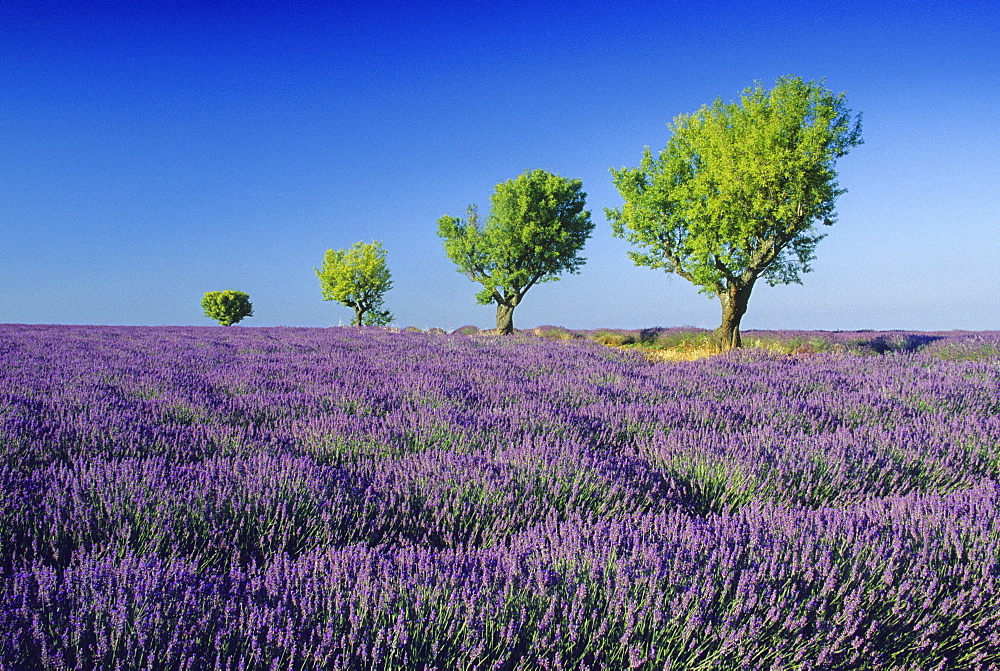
[201, 290, 254, 326]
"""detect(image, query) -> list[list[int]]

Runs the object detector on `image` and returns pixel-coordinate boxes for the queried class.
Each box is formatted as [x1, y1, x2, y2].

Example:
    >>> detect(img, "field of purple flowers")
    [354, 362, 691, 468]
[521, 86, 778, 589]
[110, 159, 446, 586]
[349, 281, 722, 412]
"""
[2, 324, 1000, 670]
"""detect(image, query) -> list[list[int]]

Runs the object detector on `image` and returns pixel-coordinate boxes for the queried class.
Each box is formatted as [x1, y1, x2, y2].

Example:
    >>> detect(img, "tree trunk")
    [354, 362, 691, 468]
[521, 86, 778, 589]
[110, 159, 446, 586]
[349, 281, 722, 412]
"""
[713, 282, 754, 352]
[495, 302, 516, 334]
[353, 307, 364, 326]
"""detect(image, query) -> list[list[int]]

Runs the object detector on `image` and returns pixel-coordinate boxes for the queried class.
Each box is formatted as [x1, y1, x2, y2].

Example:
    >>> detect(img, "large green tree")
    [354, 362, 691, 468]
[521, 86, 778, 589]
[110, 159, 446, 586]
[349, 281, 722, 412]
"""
[438, 169, 593, 334]
[608, 76, 863, 351]
[315, 241, 393, 326]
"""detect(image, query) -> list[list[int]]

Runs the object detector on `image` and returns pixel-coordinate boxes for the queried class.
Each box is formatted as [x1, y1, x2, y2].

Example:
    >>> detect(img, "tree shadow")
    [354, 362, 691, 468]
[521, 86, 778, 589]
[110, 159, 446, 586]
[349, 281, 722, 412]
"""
[857, 333, 944, 354]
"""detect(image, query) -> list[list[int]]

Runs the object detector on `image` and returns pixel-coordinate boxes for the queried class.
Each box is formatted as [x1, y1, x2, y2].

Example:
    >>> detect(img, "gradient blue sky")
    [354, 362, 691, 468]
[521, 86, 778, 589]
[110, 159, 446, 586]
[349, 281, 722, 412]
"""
[2, 0, 997, 331]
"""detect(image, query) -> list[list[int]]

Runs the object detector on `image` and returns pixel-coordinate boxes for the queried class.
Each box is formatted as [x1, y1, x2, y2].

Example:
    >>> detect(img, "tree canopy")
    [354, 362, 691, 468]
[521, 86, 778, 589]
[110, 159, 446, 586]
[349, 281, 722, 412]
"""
[438, 168, 593, 334]
[608, 75, 863, 350]
[315, 241, 393, 326]
[201, 290, 253, 326]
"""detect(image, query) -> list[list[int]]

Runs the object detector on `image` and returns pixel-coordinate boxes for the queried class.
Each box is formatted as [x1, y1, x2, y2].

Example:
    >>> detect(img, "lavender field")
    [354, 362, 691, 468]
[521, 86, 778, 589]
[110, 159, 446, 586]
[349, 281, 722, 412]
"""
[2, 324, 1000, 670]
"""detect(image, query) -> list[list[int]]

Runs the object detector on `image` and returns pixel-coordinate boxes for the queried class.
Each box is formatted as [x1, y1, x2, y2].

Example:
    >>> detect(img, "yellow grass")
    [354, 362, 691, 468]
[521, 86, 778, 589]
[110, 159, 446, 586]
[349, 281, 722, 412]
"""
[617, 343, 722, 362]
[612, 338, 817, 362]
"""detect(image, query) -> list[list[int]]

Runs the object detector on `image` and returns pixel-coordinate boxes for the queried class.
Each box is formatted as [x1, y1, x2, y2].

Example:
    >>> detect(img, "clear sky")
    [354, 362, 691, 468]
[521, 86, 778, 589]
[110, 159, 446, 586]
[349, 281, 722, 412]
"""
[2, 0, 998, 331]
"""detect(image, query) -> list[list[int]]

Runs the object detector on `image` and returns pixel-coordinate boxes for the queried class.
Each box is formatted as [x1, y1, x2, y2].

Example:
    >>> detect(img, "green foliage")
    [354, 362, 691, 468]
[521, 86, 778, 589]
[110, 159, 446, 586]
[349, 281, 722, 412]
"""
[608, 76, 862, 348]
[641, 328, 713, 349]
[609, 75, 862, 294]
[659, 455, 765, 516]
[533, 326, 577, 341]
[437, 169, 593, 332]
[589, 330, 636, 346]
[361, 309, 393, 327]
[315, 241, 394, 326]
[201, 290, 253, 326]
[931, 340, 1000, 362]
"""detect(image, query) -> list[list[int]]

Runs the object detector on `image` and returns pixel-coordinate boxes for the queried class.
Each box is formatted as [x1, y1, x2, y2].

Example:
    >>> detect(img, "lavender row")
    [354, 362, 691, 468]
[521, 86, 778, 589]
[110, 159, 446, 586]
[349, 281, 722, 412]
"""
[4, 484, 998, 669]
[2, 442, 671, 572]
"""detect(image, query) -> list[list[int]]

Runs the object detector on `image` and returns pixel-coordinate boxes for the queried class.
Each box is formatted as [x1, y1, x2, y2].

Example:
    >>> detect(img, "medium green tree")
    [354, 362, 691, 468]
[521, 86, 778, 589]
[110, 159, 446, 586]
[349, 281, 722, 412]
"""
[201, 290, 253, 326]
[438, 169, 593, 334]
[608, 75, 863, 351]
[315, 241, 393, 326]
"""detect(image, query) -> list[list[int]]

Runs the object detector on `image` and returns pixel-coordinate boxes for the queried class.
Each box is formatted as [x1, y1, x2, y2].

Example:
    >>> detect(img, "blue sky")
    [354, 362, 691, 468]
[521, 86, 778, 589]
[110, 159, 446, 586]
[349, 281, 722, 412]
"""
[2, 0, 997, 331]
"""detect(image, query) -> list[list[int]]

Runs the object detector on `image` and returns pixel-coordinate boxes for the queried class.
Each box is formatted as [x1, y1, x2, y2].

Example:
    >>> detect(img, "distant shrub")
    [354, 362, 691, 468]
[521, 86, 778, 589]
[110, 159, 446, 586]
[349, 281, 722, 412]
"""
[742, 336, 827, 356]
[590, 331, 625, 345]
[403, 326, 422, 333]
[533, 326, 576, 341]
[201, 290, 253, 326]
[452, 325, 480, 336]
[427, 328, 447, 335]
[590, 331, 632, 346]
[645, 328, 712, 350]
[924, 336, 1000, 361]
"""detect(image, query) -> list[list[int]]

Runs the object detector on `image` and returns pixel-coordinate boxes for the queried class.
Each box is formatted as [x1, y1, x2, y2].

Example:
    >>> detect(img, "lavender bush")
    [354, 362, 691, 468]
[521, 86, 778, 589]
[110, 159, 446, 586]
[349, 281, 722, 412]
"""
[2, 324, 999, 669]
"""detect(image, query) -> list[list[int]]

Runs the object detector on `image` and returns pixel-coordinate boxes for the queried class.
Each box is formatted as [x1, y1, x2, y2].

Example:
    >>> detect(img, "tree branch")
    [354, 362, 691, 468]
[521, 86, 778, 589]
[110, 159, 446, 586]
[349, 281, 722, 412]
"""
[466, 260, 492, 284]
[522, 272, 544, 296]
[712, 255, 736, 284]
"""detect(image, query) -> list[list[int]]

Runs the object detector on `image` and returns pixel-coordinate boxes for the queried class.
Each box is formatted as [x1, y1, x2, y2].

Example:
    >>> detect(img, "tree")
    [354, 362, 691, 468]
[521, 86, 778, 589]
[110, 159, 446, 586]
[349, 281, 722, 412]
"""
[201, 290, 253, 326]
[608, 75, 862, 351]
[437, 169, 593, 334]
[315, 241, 393, 326]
